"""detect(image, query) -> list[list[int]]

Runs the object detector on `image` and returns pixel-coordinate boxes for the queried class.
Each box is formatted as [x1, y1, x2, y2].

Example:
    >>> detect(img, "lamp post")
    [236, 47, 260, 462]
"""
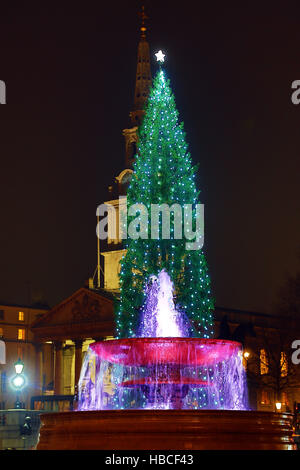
[11, 358, 26, 409]
[14, 357, 24, 374]
[243, 350, 250, 369]
[275, 402, 282, 412]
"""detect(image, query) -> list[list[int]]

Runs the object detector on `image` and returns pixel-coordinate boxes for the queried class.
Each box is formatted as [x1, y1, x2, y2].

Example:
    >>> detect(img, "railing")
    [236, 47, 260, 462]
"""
[30, 394, 75, 412]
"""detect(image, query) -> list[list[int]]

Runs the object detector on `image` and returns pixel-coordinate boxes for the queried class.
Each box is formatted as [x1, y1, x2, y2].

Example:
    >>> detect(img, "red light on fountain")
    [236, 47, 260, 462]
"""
[91, 337, 240, 367]
[89, 337, 243, 409]
[78, 271, 248, 411]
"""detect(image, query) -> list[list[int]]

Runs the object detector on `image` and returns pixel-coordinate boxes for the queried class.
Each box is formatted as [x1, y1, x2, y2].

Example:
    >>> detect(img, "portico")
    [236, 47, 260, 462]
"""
[31, 287, 115, 395]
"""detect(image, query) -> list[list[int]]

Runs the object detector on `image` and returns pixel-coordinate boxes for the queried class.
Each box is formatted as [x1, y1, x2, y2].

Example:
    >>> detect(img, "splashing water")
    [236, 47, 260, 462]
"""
[78, 339, 249, 411]
[137, 270, 191, 338]
[77, 270, 250, 411]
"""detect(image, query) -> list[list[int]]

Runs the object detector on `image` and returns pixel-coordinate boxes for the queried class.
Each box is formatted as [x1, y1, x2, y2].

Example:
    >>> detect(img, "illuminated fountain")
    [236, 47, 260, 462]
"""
[77, 270, 248, 412]
[36, 270, 296, 449]
[34, 28, 295, 448]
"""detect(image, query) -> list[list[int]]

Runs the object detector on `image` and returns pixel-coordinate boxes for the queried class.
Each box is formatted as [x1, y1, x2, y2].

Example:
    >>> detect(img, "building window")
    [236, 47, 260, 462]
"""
[260, 349, 269, 375]
[0, 310, 4, 320]
[18, 329, 25, 341]
[18, 311, 24, 321]
[280, 352, 288, 377]
[261, 389, 270, 405]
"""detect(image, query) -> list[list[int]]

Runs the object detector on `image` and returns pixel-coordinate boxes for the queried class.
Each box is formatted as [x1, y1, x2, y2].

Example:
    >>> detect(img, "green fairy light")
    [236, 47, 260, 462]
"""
[116, 63, 214, 339]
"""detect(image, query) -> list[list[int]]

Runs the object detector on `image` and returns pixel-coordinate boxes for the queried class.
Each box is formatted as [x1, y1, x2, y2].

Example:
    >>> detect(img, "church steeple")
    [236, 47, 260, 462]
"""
[130, 6, 152, 126]
[123, 6, 152, 169]
[95, 7, 152, 291]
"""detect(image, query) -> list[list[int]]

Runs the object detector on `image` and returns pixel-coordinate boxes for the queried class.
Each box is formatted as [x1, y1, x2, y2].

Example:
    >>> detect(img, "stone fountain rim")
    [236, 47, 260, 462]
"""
[93, 337, 241, 345]
[89, 337, 242, 367]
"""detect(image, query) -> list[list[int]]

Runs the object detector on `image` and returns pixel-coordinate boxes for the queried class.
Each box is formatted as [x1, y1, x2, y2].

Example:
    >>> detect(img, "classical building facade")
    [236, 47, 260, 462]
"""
[31, 287, 115, 398]
[0, 303, 49, 409]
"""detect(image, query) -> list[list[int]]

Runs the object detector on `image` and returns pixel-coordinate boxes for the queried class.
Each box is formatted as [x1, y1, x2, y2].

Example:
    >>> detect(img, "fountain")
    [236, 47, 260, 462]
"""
[36, 47, 295, 450]
[77, 270, 248, 412]
[37, 270, 295, 449]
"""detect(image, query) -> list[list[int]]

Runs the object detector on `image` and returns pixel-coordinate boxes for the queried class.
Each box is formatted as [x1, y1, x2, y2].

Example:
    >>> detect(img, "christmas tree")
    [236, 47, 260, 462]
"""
[116, 59, 214, 339]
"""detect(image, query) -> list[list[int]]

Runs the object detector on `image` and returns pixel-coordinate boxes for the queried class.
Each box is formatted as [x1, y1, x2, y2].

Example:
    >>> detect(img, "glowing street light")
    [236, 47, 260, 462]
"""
[275, 402, 282, 411]
[12, 374, 25, 389]
[11, 358, 26, 409]
[14, 357, 24, 375]
[242, 351, 250, 370]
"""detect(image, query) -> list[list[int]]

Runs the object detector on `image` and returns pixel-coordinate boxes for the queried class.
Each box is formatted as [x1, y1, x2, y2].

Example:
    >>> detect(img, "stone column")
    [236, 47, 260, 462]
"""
[54, 341, 63, 395]
[74, 340, 83, 388]
[34, 343, 43, 394]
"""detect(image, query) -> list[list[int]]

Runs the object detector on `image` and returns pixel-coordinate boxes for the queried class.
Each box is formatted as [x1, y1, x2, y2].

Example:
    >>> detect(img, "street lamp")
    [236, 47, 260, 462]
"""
[11, 358, 26, 409]
[242, 350, 250, 369]
[275, 402, 282, 412]
[14, 358, 24, 375]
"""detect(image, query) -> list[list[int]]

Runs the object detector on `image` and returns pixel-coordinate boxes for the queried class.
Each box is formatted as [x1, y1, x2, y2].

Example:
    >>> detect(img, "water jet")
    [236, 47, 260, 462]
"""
[37, 271, 295, 449]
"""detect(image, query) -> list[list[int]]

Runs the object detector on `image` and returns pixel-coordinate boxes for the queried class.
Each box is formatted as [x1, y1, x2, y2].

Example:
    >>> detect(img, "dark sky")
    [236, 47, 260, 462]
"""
[0, 0, 299, 314]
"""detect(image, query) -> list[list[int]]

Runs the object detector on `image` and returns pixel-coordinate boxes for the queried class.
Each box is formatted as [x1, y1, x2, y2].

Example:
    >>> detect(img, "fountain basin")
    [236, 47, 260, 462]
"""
[36, 409, 296, 450]
[78, 338, 249, 411]
[90, 337, 241, 367]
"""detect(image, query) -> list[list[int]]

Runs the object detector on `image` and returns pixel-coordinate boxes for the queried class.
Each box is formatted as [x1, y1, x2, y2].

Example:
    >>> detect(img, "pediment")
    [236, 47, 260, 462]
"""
[31, 288, 115, 340]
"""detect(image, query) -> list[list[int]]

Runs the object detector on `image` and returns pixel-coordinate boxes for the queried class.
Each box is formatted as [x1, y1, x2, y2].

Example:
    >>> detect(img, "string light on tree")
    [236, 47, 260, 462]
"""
[116, 59, 214, 339]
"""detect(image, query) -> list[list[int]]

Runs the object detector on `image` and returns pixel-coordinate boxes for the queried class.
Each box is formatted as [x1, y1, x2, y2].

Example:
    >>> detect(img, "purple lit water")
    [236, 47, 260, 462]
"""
[78, 271, 249, 411]
[137, 270, 191, 338]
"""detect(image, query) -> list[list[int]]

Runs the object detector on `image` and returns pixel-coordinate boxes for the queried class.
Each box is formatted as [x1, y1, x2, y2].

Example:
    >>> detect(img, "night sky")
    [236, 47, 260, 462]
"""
[0, 1, 299, 314]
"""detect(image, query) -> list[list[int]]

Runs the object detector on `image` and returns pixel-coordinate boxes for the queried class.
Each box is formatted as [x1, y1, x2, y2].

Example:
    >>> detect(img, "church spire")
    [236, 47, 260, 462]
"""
[123, 6, 152, 169]
[129, 5, 152, 126]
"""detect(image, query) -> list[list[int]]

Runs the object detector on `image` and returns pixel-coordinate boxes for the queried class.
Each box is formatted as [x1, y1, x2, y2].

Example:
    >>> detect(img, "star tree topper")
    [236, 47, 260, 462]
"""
[155, 50, 165, 63]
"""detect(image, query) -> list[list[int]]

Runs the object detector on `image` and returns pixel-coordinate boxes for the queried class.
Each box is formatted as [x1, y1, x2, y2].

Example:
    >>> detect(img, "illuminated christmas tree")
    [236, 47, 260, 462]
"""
[116, 55, 214, 339]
